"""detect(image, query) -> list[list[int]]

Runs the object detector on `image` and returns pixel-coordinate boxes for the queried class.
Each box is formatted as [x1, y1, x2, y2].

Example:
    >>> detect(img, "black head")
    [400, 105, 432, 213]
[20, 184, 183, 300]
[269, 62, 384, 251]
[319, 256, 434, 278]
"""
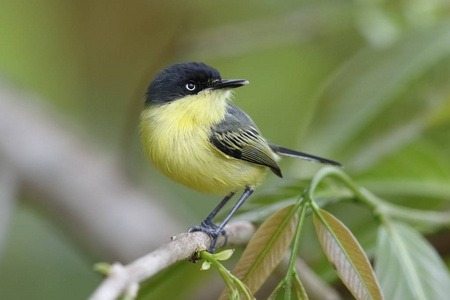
[145, 62, 248, 105]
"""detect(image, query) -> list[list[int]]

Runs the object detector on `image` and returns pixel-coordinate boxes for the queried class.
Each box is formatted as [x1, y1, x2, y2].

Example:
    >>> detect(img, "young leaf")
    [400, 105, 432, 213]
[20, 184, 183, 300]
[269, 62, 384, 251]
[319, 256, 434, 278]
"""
[201, 261, 211, 271]
[375, 221, 450, 300]
[215, 249, 235, 261]
[218, 204, 299, 299]
[313, 208, 384, 300]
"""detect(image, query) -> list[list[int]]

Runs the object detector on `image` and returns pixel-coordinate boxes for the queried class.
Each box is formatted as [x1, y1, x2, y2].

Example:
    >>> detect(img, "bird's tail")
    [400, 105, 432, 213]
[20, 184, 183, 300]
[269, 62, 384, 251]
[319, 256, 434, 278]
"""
[270, 144, 342, 167]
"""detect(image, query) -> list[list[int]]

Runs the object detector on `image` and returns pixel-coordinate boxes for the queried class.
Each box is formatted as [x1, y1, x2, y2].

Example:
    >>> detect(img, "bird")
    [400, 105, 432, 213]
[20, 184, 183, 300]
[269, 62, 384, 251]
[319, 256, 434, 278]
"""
[140, 62, 341, 253]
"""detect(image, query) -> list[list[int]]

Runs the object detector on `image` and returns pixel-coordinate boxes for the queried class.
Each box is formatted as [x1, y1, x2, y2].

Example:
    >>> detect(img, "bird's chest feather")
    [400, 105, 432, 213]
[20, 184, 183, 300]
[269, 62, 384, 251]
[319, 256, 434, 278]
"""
[140, 92, 267, 194]
[140, 93, 227, 176]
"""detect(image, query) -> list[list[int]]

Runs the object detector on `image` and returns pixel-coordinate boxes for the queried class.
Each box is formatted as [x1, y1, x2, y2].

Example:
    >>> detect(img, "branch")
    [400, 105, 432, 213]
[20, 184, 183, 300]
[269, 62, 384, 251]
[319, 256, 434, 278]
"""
[89, 221, 257, 300]
[0, 78, 183, 261]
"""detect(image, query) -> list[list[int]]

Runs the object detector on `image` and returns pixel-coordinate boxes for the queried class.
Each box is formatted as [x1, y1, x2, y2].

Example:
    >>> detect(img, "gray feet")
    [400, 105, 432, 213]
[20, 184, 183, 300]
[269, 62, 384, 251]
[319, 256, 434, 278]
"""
[188, 220, 227, 253]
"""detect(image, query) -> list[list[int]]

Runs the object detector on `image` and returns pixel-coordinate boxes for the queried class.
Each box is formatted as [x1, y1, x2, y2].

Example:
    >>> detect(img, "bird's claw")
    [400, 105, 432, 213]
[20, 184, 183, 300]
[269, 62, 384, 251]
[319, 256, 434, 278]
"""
[188, 222, 227, 253]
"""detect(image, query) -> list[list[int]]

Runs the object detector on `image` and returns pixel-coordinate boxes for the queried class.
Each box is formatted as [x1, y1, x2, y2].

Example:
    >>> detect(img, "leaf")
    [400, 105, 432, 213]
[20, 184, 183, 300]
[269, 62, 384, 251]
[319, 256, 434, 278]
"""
[266, 275, 309, 300]
[292, 273, 309, 300]
[375, 221, 450, 300]
[200, 261, 211, 271]
[218, 204, 298, 299]
[93, 262, 111, 276]
[313, 208, 384, 300]
[215, 249, 235, 261]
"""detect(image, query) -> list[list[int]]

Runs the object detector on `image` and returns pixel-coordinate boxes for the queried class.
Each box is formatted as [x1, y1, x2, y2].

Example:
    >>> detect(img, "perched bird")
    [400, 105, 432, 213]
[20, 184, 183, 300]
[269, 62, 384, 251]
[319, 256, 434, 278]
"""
[140, 62, 341, 252]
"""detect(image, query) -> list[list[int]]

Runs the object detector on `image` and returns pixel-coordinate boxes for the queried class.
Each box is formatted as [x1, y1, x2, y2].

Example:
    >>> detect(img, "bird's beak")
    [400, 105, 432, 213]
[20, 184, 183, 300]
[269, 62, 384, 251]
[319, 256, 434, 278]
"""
[212, 79, 249, 90]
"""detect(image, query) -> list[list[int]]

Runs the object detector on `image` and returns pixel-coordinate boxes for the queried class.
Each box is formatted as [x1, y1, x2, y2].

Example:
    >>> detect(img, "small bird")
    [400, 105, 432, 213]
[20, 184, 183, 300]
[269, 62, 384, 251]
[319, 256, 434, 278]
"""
[140, 62, 341, 252]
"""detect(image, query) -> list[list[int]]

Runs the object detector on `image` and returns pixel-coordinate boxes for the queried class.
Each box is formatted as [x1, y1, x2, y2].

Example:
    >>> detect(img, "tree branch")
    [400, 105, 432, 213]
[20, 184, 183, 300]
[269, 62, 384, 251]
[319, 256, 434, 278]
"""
[0, 78, 182, 261]
[88, 221, 257, 300]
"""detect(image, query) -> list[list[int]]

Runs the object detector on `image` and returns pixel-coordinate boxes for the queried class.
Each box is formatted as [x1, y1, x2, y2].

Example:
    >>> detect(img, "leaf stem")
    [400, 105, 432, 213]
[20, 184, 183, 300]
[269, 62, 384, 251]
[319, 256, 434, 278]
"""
[199, 251, 254, 299]
[242, 203, 299, 284]
[309, 167, 450, 226]
[284, 201, 308, 300]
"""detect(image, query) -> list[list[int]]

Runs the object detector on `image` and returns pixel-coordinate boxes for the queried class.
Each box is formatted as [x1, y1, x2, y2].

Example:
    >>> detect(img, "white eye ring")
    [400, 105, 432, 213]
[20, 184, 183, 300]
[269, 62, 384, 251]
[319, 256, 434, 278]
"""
[185, 82, 196, 91]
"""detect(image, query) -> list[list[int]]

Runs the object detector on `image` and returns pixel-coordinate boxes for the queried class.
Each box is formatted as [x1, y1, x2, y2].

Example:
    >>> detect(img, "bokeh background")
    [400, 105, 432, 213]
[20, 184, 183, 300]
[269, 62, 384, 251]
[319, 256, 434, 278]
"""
[1, 1, 449, 299]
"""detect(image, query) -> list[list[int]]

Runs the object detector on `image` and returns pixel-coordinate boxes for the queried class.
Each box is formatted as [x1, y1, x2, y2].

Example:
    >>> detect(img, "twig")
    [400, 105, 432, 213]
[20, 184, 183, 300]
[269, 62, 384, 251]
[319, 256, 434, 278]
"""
[89, 221, 256, 300]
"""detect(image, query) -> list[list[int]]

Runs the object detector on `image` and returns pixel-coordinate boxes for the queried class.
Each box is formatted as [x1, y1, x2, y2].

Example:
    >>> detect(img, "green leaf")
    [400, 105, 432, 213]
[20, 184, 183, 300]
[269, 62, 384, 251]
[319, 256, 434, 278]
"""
[200, 261, 211, 271]
[199, 251, 255, 300]
[375, 221, 450, 300]
[93, 262, 111, 276]
[215, 249, 235, 261]
[218, 204, 298, 299]
[313, 208, 384, 300]
[292, 273, 309, 300]
[266, 275, 309, 300]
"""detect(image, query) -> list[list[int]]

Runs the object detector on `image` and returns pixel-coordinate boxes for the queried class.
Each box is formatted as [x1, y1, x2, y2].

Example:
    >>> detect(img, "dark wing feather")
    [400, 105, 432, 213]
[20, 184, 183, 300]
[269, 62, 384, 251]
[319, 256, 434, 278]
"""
[270, 144, 342, 166]
[210, 104, 282, 177]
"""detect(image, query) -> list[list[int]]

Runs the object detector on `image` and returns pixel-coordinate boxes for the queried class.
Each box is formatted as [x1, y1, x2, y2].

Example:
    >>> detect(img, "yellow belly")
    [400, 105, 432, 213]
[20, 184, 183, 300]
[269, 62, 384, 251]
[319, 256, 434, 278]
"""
[140, 93, 268, 195]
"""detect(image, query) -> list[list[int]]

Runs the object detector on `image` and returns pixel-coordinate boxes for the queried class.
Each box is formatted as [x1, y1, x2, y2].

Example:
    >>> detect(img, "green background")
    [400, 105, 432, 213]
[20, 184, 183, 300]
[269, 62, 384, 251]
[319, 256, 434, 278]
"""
[0, 1, 449, 299]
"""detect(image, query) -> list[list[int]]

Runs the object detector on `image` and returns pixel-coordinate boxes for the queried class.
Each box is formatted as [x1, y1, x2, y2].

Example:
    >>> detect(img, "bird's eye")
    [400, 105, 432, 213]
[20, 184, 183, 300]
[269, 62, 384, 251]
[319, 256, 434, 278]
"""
[185, 82, 197, 91]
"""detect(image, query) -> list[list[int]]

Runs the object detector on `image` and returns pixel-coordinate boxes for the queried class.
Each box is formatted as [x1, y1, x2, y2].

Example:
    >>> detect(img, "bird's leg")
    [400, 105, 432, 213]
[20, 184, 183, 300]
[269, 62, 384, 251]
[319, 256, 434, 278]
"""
[208, 187, 254, 253]
[188, 188, 254, 253]
[188, 192, 235, 236]
[202, 192, 236, 229]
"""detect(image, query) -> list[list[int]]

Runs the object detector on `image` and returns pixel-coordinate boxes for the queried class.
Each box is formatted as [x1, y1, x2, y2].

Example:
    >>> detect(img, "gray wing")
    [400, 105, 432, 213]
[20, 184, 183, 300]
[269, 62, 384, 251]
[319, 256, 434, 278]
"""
[210, 103, 282, 177]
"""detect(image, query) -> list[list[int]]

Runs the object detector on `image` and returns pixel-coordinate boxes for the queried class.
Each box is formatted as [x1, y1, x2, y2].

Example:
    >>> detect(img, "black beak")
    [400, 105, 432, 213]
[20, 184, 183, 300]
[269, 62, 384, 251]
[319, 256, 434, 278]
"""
[212, 79, 249, 90]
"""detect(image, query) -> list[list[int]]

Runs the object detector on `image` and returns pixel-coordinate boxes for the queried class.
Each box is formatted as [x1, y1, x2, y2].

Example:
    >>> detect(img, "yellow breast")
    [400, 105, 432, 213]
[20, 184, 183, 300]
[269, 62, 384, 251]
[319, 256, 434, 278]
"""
[140, 90, 267, 195]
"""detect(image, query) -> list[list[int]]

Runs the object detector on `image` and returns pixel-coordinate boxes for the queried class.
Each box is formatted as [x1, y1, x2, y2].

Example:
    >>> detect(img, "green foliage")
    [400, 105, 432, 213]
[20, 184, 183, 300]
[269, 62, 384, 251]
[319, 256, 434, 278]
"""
[375, 222, 450, 300]
[200, 250, 255, 300]
[2, 1, 450, 299]
[313, 208, 383, 300]
[190, 167, 449, 299]
[268, 201, 308, 300]
[94, 262, 112, 276]
[218, 204, 299, 299]
[138, 17, 450, 297]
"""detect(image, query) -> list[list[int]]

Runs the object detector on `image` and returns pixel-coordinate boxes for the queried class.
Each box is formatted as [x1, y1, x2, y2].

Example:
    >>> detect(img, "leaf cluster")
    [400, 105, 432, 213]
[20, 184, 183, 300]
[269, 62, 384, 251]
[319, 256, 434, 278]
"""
[200, 167, 450, 300]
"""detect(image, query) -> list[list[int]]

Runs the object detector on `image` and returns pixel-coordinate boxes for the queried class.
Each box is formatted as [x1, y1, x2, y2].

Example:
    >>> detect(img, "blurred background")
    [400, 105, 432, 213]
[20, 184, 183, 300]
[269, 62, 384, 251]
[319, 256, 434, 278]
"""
[0, 1, 449, 299]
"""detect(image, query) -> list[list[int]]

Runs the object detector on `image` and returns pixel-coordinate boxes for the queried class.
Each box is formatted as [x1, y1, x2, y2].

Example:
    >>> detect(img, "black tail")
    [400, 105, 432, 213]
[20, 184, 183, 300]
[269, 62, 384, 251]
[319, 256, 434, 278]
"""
[270, 144, 342, 167]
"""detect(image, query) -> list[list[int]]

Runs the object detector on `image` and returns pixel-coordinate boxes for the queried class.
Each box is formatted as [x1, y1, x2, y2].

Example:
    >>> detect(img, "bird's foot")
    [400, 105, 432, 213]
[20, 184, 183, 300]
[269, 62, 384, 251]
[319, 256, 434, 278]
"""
[188, 220, 227, 253]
